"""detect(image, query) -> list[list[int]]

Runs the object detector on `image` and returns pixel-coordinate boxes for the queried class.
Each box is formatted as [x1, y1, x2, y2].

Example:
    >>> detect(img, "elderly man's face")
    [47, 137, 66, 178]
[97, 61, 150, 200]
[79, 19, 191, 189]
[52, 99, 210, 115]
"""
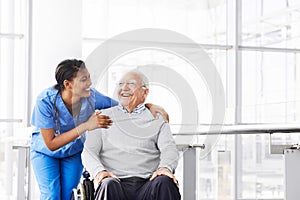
[117, 72, 149, 112]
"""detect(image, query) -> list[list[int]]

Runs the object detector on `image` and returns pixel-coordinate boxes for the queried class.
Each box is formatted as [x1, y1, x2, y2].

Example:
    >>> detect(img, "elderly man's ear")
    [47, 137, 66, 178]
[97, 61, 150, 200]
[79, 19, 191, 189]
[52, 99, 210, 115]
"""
[143, 88, 149, 97]
[141, 88, 149, 102]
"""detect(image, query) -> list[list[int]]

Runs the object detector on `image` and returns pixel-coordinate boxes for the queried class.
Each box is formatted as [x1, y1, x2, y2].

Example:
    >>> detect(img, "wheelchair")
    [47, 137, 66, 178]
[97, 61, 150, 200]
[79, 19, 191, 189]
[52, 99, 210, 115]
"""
[71, 170, 95, 200]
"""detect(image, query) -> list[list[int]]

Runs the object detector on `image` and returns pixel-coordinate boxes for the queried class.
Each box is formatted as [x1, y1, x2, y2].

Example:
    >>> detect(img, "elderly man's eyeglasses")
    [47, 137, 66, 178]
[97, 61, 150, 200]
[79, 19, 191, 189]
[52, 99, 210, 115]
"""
[118, 80, 146, 89]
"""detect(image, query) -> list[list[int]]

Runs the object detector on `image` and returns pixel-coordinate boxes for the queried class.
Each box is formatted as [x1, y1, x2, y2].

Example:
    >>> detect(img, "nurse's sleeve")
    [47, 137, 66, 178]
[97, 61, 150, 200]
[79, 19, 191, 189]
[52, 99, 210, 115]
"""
[31, 98, 56, 129]
[94, 90, 118, 110]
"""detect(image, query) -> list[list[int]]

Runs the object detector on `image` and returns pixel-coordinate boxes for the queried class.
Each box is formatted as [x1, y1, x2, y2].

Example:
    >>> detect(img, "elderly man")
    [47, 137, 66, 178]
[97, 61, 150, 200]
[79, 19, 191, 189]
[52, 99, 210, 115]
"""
[82, 70, 181, 200]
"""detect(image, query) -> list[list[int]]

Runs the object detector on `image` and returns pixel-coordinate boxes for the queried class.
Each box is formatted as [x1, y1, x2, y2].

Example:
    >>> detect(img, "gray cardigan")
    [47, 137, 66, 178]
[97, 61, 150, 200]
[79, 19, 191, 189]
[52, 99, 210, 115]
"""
[82, 106, 179, 179]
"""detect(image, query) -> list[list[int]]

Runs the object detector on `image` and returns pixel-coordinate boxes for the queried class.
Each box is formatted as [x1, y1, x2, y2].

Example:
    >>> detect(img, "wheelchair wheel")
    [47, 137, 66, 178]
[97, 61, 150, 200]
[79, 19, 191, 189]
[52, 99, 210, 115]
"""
[71, 188, 78, 200]
[71, 183, 86, 200]
[83, 179, 94, 200]
[71, 170, 95, 200]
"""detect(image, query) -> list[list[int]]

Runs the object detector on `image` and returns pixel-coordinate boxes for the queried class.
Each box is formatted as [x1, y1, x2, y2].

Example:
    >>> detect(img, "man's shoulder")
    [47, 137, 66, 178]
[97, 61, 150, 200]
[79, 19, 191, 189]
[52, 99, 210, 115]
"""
[100, 106, 120, 116]
[142, 109, 168, 128]
[156, 112, 167, 123]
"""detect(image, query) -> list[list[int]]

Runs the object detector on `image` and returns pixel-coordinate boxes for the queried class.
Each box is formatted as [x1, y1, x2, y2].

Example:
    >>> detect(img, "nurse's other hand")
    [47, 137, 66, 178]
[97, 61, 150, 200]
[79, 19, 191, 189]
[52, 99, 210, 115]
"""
[146, 103, 169, 122]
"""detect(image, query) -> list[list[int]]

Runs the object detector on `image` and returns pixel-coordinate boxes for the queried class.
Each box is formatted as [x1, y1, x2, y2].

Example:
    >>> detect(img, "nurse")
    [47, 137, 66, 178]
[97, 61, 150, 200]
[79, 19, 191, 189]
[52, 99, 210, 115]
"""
[30, 59, 168, 200]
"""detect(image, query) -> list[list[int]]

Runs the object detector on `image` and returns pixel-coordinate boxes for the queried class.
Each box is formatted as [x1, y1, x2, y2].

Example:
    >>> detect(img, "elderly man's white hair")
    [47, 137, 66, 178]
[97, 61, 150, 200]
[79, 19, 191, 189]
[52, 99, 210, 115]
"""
[125, 69, 149, 88]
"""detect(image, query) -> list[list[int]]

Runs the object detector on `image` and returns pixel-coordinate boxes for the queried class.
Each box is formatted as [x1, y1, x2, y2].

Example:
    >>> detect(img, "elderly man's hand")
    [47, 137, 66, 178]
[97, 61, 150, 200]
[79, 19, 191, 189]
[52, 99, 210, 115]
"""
[150, 167, 178, 187]
[94, 170, 119, 189]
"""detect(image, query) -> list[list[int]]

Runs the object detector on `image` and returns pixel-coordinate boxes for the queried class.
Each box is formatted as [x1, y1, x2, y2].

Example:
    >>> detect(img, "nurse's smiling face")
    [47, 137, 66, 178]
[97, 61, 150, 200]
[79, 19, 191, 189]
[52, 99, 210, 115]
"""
[71, 68, 92, 98]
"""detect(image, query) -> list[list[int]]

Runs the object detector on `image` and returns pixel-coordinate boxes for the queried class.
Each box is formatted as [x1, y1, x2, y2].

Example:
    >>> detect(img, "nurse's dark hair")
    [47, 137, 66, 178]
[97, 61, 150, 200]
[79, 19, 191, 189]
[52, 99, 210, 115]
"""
[54, 59, 86, 91]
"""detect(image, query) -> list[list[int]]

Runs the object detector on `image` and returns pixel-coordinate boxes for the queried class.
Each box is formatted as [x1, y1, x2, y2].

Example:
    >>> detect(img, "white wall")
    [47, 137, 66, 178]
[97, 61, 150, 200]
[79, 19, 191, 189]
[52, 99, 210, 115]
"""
[30, 1, 82, 198]
[31, 0, 82, 101]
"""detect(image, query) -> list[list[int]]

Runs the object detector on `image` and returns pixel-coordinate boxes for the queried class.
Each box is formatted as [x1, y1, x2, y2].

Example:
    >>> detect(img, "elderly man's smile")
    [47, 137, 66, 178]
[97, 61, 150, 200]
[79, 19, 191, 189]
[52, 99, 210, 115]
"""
[121, 93, 132, 97]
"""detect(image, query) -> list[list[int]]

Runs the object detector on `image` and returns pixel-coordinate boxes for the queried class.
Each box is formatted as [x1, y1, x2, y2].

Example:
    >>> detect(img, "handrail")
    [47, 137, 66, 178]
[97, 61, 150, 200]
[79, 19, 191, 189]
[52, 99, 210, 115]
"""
[0, 119, 23, 123]
[171, 123, 300, 135]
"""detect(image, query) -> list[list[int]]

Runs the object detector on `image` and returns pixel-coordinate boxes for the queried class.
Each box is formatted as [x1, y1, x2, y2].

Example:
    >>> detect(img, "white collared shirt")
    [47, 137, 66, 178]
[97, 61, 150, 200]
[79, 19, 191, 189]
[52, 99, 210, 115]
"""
[118, 103, 146, 114]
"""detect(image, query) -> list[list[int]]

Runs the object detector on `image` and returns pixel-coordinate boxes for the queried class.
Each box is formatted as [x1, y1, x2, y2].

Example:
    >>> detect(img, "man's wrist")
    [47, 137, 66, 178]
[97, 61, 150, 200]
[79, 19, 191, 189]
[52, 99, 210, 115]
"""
[158, 166, 173, 173]
[95, 170, 107, 178]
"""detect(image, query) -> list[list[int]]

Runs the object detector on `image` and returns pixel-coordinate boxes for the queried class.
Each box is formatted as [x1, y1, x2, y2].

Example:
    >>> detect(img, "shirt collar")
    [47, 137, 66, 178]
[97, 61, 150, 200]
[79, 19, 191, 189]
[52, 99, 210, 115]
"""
[118, 103, 146, 114]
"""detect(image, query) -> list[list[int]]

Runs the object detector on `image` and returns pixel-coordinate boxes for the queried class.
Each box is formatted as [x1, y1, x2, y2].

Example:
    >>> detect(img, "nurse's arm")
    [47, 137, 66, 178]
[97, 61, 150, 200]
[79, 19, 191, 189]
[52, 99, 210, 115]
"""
[40, 111, 111, 151]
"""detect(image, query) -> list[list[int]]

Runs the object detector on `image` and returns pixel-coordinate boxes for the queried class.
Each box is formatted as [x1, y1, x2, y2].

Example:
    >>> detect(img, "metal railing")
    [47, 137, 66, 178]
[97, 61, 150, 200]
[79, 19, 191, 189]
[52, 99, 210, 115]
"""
[5, 123, 300, 200]
[172, 123, 300, 136]
[172, 123, 300, 200]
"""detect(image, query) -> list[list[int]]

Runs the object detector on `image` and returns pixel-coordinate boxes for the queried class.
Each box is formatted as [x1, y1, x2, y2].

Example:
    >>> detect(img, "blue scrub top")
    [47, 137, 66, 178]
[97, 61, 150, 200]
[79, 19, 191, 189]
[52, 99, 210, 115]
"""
[31, 87, 118, 158]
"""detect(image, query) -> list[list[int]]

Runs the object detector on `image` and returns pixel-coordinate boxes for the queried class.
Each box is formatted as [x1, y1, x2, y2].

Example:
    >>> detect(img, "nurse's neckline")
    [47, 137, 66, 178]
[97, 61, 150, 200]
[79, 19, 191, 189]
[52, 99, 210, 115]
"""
[64, 101, 81, 117]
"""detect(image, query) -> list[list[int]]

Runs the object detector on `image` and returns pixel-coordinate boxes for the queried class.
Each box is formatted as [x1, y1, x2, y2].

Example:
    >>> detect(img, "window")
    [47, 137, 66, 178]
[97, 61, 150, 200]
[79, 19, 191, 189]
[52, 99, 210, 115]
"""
[83, 1, 300, 199]
[0, 0, 29, 198]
